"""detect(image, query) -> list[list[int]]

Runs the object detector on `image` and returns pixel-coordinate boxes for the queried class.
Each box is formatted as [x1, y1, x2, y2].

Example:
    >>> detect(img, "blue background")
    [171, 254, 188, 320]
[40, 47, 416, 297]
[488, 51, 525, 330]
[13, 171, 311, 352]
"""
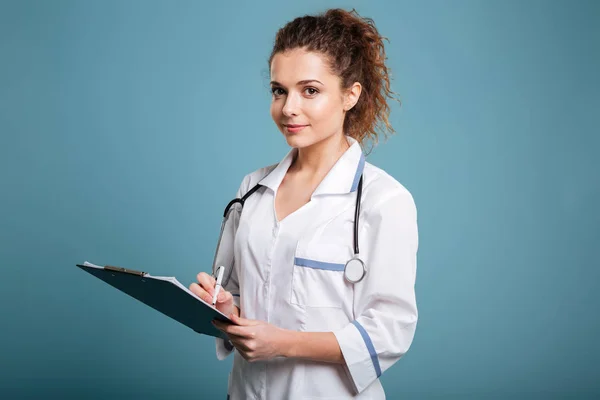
[1, 0, 598, 398]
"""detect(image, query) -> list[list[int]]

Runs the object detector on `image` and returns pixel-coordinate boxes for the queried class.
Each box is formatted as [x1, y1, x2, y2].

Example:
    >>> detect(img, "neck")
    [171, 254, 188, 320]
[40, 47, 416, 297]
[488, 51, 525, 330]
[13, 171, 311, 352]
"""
[291, 133, 350, 177]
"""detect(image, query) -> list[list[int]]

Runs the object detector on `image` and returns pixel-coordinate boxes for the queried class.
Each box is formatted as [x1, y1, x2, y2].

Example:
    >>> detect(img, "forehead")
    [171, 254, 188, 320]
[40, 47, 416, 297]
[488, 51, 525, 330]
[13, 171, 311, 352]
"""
[270, 48, 337, 85]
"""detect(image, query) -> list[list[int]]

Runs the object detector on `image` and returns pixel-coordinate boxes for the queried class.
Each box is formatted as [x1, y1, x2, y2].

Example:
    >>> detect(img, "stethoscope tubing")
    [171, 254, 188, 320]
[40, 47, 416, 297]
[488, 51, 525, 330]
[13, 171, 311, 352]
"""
[214, 174, 365, 283]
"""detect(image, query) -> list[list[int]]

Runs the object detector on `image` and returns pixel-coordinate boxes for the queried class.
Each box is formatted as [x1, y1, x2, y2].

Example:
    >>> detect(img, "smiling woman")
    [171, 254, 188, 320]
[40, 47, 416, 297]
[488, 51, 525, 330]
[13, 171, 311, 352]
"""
[268, 10, 399, 152]
[269, 49, 361, 151]
[264, 10, 401, 225]
[189, 8, 418, 400]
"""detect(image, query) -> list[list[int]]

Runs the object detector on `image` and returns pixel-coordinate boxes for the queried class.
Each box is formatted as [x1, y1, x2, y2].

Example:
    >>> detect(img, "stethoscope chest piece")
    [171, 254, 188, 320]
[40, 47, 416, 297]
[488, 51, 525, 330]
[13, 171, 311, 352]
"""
[344, 257, 366, 284]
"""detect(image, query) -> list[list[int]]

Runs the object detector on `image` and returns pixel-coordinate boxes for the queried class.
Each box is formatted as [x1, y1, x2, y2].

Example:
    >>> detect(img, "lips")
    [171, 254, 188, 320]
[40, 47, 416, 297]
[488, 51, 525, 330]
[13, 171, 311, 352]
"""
[284, 124, 308, 134]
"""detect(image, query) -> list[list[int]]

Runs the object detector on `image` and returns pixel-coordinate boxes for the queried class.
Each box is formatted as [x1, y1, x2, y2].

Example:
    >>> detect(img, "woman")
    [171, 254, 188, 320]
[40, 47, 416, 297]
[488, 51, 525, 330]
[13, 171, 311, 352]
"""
[190, 8, 418, 399]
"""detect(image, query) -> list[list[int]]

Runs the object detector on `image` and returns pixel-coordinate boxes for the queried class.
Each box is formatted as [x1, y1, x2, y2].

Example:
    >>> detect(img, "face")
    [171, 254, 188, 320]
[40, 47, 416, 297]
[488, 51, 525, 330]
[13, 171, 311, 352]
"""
[269, 48, 360, 149]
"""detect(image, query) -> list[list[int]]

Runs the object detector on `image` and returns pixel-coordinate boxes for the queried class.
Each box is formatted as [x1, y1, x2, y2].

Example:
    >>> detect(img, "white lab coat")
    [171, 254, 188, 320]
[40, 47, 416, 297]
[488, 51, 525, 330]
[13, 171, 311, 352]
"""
[214, 136, 419, 399]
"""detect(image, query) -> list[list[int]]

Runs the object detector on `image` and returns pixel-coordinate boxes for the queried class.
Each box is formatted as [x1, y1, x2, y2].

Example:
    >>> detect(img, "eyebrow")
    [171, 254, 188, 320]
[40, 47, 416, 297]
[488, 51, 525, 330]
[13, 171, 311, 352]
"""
[270, 79, 324, 87]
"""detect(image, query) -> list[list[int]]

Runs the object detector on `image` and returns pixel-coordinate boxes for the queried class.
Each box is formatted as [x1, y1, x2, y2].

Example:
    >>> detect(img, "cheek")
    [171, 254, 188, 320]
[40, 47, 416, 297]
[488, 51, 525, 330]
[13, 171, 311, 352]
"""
[270, 101, 281, 122]
[307, 96, 342, 126]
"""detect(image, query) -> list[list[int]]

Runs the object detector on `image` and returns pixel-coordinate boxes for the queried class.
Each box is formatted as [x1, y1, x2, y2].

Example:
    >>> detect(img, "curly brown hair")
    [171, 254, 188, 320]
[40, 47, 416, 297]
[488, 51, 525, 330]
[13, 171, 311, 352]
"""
[268, 8, 400, 152]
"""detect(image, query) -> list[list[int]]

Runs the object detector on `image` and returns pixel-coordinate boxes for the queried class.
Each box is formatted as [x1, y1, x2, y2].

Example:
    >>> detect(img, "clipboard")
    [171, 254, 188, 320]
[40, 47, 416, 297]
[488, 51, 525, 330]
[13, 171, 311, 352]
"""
[76, 261, 232, 339]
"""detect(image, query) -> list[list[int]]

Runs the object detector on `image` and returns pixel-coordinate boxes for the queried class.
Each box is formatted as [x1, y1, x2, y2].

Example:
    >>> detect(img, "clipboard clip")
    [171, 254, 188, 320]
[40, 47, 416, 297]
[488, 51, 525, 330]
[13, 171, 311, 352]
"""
[104, 265, 146, 276]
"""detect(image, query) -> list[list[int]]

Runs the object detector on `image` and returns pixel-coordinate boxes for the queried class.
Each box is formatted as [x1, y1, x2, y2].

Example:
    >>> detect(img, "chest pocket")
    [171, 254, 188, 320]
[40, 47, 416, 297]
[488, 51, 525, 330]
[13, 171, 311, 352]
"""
[291, 241, 353, 308]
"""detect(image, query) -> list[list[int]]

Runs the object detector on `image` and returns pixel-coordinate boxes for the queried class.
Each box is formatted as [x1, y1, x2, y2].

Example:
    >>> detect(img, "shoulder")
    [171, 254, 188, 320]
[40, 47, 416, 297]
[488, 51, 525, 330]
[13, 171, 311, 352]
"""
[361, 161, 417, 219]
[235, 163, 278, 195]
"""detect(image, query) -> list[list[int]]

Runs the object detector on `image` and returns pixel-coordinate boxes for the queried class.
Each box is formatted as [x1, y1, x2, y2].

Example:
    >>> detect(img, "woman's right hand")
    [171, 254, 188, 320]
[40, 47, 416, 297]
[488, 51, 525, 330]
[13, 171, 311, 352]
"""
[189, 272, 235, 318]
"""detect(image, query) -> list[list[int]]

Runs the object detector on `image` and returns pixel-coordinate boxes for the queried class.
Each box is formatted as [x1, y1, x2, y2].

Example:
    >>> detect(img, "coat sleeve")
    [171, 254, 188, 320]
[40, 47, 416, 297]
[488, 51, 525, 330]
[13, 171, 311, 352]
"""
[333, 187, 419, 393]
[215, 174, 249, 360]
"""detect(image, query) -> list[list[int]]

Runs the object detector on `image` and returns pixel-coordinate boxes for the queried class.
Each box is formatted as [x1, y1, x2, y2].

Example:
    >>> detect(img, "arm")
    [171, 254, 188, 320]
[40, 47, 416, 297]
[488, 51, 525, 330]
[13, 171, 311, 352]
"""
[213, 175, 249, 360]
[215, 315, 344, 363]
[281, 331, 344, 364]
[331, 189, 419, 393]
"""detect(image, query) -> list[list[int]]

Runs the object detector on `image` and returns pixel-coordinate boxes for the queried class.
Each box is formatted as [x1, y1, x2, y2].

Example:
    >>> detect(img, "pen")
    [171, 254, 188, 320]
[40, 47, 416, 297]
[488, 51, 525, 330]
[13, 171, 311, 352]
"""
[212, 266, 225, 306]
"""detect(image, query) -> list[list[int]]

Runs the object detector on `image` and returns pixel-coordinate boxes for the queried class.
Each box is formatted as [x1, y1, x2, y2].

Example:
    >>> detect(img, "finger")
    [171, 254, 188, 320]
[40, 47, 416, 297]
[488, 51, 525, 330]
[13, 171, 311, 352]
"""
[212, 321, 255, 347]
[189, 283, 214, 304]
[214, 322, 254, 339]
[217, 290, 232, 305]
[228, 336, 252, 352]
[212, 320, 235, 334]
[212, 320, 228, 330]
[196, 272, 216, 293]
[237, 349, 251, 362]
[227, 331, 249, 342]
[231, 345, 255, 362]
[231, 313, 258, 326]
[213, 320, 237, 333]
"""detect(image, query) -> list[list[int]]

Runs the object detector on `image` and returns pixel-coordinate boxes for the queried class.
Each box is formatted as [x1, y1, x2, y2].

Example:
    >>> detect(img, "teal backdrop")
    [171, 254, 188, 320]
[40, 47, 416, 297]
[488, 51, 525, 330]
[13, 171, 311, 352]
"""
[1, 0, 598, 398]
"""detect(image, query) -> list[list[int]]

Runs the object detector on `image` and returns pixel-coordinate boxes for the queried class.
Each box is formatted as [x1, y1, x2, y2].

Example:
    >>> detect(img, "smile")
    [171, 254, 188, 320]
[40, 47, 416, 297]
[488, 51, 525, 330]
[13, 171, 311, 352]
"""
[284, 125, 308, 133]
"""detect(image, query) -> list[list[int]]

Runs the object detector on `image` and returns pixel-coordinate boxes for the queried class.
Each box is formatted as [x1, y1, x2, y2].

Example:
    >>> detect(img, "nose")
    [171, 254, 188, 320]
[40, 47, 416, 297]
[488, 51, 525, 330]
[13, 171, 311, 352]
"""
[282, 92, 300, 117]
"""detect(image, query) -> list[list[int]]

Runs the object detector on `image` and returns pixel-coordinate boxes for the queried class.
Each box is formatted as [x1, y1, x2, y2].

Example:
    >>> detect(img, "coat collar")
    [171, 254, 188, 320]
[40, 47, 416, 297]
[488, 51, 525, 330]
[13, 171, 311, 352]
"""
[258, 136, 365, 197]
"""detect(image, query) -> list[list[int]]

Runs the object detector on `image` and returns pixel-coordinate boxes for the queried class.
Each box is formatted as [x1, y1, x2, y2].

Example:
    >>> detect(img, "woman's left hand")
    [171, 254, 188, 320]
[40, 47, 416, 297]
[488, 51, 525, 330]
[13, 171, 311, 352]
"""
[212, 313, 290, 362]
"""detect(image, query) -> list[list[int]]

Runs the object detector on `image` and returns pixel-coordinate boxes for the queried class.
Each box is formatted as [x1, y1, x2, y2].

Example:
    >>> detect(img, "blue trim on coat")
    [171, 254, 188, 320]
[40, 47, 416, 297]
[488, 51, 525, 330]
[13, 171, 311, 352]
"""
[350, 153, 365, 192]
[352, 320, 382, 378]
[294, 257, 345, 271]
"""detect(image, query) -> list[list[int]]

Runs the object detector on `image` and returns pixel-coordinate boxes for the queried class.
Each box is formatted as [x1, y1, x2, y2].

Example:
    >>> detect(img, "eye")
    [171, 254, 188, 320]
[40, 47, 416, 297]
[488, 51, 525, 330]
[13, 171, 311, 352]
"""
[271, 87, 285, 96]
[304, 87, 319, 96]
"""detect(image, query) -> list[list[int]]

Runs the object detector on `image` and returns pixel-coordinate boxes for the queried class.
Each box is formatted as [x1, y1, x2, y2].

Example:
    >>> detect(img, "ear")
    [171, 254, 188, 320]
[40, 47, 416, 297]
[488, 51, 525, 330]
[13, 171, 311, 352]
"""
[343, 82, 362, 111]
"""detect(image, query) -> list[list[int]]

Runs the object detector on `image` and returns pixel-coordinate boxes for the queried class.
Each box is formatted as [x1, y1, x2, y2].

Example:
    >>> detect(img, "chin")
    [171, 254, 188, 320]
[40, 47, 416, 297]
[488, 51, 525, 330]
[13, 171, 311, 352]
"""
[282, 130, 309, 148]
[284, 135, 315, 150]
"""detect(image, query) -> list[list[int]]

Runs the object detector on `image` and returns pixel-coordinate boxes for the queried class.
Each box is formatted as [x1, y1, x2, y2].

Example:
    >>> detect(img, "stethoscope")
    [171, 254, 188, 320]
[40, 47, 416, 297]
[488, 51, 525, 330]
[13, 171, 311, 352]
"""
[212, 175, 366, 284]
